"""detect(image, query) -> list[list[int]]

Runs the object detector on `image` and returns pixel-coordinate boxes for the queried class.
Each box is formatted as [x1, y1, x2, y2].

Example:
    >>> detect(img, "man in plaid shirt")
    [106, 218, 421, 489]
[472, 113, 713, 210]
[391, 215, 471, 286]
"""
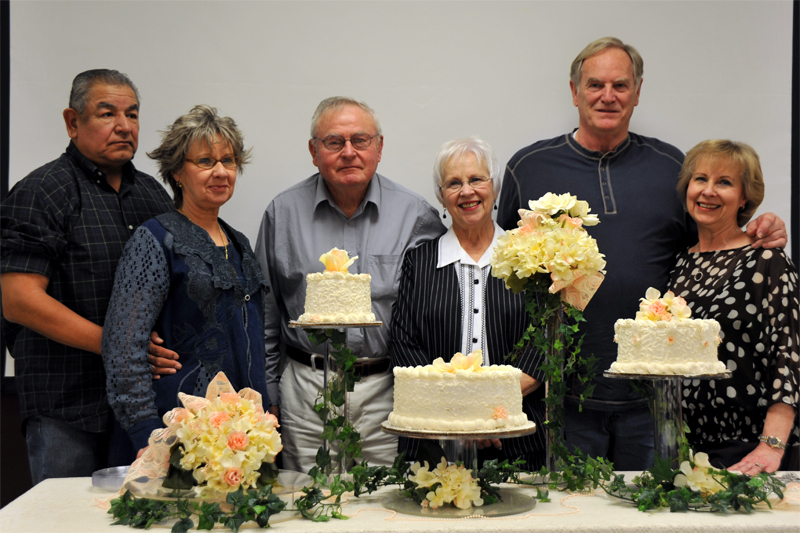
[1, 70, 174, 484]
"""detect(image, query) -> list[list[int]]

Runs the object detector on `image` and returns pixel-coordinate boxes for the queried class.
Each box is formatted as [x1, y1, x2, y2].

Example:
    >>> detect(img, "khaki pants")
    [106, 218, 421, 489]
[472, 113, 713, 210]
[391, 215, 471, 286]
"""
[279, 357, 398, 473]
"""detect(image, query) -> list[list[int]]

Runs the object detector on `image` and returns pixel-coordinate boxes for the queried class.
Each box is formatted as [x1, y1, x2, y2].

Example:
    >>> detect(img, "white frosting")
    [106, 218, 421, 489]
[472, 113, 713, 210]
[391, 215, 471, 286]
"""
[297, 271, 375, 323]
[388, 365, 528, 431]
[609, 318, 726, 375]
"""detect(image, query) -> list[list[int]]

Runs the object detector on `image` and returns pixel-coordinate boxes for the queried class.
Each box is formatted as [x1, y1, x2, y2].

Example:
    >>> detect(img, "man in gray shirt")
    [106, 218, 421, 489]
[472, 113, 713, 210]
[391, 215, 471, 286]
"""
[255, 97, 445, 473]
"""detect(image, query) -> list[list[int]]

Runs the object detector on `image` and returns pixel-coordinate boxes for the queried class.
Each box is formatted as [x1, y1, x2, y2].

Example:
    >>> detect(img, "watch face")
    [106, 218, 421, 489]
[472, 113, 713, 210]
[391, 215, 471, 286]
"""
[768, 437, 779, 446]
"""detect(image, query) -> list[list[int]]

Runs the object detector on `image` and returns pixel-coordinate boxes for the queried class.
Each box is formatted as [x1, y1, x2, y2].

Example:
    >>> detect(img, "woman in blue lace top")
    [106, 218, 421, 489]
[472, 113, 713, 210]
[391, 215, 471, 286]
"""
[102, 105, 269, 453]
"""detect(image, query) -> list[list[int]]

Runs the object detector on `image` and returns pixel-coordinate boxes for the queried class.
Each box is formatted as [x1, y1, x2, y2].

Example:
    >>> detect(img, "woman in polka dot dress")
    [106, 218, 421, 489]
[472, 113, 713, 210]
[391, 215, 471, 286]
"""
[669, 140, 799, 474]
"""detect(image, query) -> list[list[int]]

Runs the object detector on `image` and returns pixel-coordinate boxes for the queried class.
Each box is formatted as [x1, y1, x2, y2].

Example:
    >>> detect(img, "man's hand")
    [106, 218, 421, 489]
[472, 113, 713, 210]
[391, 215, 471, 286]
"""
[746, 212, 787, 249]
[148, 331, 180, 380]
[268, 405, 280, 420]
[476, 438, 502, 450]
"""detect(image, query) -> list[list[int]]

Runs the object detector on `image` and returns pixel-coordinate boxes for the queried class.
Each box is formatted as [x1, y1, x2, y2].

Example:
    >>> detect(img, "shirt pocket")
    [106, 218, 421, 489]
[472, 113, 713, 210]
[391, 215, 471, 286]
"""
[364, 254, 401, 321]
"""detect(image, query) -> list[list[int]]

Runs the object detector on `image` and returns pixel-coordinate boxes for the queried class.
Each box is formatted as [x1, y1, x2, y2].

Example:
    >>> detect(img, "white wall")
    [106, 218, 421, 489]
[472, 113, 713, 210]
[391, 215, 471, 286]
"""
[9, 0, 794, 253]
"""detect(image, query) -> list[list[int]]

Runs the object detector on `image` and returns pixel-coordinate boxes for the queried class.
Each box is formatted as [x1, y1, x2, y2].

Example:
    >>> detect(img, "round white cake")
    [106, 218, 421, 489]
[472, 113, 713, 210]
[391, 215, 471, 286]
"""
[388, 363, 528, 432]
[609, 318, 726, 375]
[297, 270, 375, 324]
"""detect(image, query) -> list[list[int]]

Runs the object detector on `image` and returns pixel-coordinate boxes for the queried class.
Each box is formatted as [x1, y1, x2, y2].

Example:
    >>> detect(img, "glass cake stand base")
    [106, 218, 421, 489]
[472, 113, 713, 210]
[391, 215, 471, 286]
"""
[604, 370, 732, 466]
[382, 487, 535, 517]
[381, 422, 536, 474]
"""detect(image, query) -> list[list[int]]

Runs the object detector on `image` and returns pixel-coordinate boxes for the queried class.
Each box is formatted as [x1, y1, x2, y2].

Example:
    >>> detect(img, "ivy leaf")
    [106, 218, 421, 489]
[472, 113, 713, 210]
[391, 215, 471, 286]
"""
[256, 460, 279, 489]
[650, 455, 677, 485]
[171, 517, 194, 533]
[162, 445, 196, 490]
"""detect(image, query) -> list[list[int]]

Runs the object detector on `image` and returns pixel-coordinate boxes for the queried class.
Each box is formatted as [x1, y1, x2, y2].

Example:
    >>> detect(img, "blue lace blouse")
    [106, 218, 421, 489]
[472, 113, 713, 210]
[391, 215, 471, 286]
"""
[102, 211, 270, 450]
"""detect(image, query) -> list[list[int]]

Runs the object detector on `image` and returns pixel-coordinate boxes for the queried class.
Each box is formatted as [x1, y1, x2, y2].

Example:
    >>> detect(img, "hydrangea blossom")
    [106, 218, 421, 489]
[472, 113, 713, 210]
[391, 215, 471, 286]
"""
[491, 192, 605, 294]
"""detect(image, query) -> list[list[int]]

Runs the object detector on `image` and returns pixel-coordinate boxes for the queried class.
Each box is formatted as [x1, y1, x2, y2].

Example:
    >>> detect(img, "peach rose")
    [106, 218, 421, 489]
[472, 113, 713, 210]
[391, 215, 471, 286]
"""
[227, 430, 249, 451]
[210, 411, 229, 428]
[220, 392, 240, 404]
[223, 467, 242, 486]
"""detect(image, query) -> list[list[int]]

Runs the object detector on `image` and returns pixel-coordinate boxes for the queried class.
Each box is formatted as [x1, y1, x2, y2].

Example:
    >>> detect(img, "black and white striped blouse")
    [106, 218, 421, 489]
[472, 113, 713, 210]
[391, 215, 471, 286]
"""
[388, 225, 547, 463]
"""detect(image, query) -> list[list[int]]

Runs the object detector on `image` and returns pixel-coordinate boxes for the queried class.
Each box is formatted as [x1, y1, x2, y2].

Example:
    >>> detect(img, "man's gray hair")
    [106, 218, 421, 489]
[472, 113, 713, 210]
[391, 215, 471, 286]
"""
[147, 105, 252, 209]
[432, 136, 501, 205]
[570, 37, 644, 91]
[310, 96, 382, 139]
[68, 69, 140, 114]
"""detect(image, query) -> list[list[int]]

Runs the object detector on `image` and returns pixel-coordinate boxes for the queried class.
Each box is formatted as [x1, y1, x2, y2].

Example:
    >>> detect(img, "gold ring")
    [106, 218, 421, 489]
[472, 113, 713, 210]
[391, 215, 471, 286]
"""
[755, 462, 763, 469]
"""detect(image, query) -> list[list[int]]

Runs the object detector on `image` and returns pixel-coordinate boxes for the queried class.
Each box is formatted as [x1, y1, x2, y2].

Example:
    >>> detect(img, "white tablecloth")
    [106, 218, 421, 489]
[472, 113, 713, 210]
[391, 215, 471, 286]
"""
[1, 475, 798, 532]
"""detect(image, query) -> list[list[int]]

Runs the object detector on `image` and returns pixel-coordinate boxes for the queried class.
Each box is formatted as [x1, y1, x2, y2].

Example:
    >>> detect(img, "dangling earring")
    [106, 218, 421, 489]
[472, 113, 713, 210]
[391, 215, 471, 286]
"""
[442, 208, 447, 219]
[493, 201, 498, 211]
[177, 181, 183, 188]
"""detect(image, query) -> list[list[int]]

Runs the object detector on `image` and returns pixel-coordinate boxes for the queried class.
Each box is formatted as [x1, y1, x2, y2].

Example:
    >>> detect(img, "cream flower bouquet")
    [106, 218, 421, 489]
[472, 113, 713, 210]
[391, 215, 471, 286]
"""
[492, 192, 605, 297]
[491, 192, 605, 464]
[120, 372, 282, 499]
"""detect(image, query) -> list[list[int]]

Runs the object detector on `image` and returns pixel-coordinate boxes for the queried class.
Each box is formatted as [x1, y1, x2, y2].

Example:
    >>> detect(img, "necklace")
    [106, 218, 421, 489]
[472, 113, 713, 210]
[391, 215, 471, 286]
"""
[179, 210, 228, 260]
[217, 222, 229, 260]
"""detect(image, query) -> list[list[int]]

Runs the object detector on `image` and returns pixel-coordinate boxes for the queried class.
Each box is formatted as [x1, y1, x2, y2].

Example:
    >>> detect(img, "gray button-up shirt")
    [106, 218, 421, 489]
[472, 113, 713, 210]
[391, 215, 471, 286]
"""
[255, 172, 445, 405]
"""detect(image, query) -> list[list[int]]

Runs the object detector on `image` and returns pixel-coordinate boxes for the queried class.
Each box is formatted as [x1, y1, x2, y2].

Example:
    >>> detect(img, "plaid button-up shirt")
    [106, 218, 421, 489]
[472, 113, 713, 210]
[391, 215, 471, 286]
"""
[1, 143, 173, 432]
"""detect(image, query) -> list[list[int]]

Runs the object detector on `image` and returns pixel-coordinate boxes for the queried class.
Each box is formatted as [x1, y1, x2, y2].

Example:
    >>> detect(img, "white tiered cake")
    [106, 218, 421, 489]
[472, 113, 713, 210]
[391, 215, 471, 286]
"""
[296, 248, 376, 324]
[609, 288, 726, 376]
[388, 351, 529, 432]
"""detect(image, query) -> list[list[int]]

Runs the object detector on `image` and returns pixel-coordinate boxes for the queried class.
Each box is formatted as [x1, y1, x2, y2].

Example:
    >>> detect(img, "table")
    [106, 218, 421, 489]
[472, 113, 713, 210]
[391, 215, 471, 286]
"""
[1, 475, 798, 532]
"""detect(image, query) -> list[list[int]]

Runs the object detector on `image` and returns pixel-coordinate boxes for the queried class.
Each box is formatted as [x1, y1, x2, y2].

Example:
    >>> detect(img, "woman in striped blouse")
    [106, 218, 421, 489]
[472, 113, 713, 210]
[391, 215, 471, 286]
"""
[388, 137, 546, 470]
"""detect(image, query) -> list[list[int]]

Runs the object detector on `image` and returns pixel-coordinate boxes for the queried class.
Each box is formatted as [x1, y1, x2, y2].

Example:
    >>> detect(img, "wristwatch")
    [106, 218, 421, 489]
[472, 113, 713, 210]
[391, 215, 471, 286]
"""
[758, 435, 786, 450]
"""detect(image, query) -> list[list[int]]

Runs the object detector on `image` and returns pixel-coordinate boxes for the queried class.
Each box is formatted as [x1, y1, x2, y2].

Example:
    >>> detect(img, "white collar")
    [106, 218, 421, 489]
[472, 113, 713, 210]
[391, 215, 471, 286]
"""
[437, 223, 504, 269]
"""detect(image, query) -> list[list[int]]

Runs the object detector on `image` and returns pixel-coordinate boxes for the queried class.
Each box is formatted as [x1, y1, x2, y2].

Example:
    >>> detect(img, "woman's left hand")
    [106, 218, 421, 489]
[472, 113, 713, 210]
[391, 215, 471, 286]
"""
[728, 443, 784, 475]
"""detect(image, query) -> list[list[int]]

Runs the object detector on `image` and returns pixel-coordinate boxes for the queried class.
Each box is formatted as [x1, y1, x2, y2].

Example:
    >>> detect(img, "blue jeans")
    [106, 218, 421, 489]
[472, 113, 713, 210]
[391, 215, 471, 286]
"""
[563, 402, 654, 470]
[25, 415, 135, 485]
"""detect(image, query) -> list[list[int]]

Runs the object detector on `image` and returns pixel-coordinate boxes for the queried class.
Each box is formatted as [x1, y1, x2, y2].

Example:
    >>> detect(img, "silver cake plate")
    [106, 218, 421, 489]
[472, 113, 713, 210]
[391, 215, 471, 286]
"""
[382, 487, 536, 517]
[604, 370, 732, 380]
[289, 320, 382, 329]
[381, 420, 536, 440]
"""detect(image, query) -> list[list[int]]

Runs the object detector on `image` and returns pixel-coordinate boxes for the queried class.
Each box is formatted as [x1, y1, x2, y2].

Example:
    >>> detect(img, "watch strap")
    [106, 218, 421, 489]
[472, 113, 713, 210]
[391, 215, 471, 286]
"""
[758, 435, 786, 449]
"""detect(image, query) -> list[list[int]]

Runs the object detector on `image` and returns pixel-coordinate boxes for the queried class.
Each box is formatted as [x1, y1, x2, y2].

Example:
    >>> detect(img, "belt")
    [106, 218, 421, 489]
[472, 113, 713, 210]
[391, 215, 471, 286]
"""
[285, 345, 391, 377]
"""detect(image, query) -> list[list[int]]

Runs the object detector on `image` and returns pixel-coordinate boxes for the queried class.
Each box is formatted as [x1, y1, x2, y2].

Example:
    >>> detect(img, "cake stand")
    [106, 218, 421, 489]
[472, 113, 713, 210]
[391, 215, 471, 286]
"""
[381, 422, 537, 517]
[381, 421, 536, 476]
[603, 370, 732, 466]
[288, 321, 382, 474]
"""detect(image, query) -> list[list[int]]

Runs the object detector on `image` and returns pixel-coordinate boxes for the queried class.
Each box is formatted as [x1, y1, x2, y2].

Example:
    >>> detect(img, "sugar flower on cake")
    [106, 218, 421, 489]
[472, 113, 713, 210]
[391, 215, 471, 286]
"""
[636, 287, 692, 321]
[429, 350, 484, 373]
[319, 247, 357, 272]
[409, 458, 484, 509]
[491, 192, 605, 300]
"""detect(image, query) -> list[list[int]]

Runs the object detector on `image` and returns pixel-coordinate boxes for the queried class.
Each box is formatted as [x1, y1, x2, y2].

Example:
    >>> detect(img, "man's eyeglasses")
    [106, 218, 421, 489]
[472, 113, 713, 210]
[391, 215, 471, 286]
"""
[313, 134, 379, 152]
[440, 176, 492, 193]
[185, 156, 239, 170]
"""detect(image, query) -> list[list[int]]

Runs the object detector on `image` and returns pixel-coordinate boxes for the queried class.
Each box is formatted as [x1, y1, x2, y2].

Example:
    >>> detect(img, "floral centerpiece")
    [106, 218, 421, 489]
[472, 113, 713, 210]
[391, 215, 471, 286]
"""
[166, 388, 283, 496]
[109, 373, 286, 531]
[407, 458, 484, 509]
[491, 192, 605, 464]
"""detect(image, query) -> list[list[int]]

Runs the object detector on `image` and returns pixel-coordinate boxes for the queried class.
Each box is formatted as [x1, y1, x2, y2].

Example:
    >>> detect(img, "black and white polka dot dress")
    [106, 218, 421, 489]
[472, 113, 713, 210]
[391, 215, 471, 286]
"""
[669, 245, 800, 446]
